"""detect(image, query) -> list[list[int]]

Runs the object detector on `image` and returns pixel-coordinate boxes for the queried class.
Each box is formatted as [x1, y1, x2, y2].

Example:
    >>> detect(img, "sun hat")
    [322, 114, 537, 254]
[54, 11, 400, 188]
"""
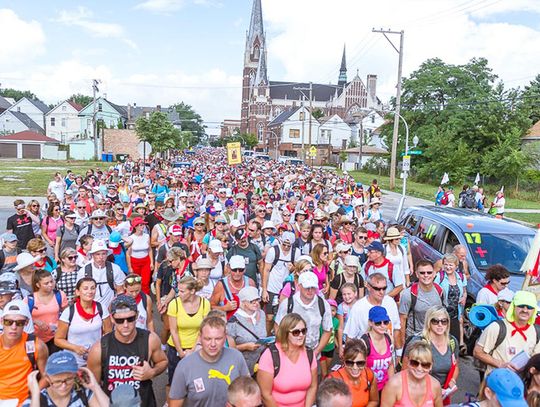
[193, 217, 206, 226]
[298, 271, 318, 289]
[280, 231, 296, 244]
[297, 255, 314, 266]
[335, 242, 352, 253]
[13, 252, 40, 271]
[262, 220, 276, 231]
[208, 239, 224, 253]
[384, 227, 401, 241]
[485, 368, 527, 407]
[111, 294, 138, 314]
[2, 299, 31, 320]
[344, 255, 360, 268]
[90, 209, 108, 219]
[507, 290, 538, 324]
[195, 257, 213, 270]
[230, 219, 243, 228]
[369, 197, 382, 206]
[110, 384, 141, 407]
[229, 255, 246, 269]
[163, 208, 181, 222]
[215, 215, 227, 224]
[131, 217, 147, 228]
[238, 286, 259, 302]
[109, 231, 123, 248]
[369, 306, 390, 323]
[45, 351, 78, 376]
[88, 239, 111, 255]
[236, 192, 247, 200]
[366, 241, 384, 253]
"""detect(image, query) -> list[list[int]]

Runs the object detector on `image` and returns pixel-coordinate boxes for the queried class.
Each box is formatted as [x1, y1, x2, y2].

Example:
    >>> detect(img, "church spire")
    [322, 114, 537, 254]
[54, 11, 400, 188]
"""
[255, 46, 268, 86]
[338, 44, 347, 86]
[247, 0, 264, 49]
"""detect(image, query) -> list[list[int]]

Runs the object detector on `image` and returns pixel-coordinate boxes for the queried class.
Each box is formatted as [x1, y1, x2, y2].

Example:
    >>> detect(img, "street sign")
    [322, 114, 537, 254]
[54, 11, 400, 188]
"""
[402, 155, 411, 171]
[309, 146, 317, 158]
[402, 150, 423, 156]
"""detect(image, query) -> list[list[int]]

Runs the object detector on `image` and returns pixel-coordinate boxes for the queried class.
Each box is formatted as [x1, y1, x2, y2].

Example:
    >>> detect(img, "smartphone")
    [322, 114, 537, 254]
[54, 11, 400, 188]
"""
[78, 369, 90, 385]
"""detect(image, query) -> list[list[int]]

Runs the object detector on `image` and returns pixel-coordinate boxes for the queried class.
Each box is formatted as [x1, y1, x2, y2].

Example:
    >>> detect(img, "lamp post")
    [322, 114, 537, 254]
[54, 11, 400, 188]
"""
[266, 130, 279, 159]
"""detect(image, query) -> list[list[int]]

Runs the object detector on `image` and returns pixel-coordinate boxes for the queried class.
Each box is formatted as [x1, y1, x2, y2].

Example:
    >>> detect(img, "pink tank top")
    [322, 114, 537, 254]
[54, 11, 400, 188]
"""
[312, 264, 328, 290]
[365, 334, 393, 391]
[395, 371, 434, 407]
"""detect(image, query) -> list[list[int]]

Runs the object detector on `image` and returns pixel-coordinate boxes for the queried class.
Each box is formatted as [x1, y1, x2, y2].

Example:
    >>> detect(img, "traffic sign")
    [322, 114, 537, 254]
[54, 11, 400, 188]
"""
[402, 155, 411, 171]
[309, 146, 317, 158]
[402, 150, 423, 156]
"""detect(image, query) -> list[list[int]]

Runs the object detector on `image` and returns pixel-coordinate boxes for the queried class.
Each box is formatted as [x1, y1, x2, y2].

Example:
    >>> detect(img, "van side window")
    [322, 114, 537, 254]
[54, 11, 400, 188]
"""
[404, 214, 420, 235]
[417, 218, 441, 247]
[442, 229, 460, 254]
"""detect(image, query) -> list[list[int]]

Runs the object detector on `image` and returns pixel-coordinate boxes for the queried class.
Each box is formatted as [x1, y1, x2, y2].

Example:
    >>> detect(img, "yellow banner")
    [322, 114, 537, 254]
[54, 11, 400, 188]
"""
[227, 142, 242, 165]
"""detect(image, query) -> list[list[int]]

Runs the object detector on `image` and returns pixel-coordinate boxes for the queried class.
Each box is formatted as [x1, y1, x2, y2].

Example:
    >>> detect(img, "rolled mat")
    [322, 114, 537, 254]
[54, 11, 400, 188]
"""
[469, 304, 501, 329]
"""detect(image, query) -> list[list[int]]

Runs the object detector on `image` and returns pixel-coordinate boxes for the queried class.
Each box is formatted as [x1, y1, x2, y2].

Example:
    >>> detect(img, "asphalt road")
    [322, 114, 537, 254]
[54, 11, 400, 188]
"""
[0, 192, 482, 405]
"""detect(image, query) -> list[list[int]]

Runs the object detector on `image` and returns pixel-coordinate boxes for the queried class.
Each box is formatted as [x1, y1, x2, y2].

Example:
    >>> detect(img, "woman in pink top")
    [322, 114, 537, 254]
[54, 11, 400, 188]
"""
[258, 313, 317, 407]
[381, 341, 443, 407]
[311, 243, 331, 295]
[41, 203, 64, 252]
[361, 306, 395, 391]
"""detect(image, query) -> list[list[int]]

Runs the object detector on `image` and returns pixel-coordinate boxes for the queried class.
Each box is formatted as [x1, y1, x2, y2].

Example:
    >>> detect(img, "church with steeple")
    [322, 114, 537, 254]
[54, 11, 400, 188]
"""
[239, 0, 382, 146]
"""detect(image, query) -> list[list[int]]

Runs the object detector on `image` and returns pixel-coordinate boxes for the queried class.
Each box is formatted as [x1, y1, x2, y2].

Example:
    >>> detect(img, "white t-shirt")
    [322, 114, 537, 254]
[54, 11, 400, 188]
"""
[60, 304, 109, 367]
[129, 233, 150, 259]
[197, 279, 217, 300]
[48, 180, 65, 202]
[476, 287, 498, 305]
[343, 295, 401, 340]
[385, 244, 410, 278]
[265, 246, 299, 294]
[136, 296, 148, 330]
[76, 262, 125, 309]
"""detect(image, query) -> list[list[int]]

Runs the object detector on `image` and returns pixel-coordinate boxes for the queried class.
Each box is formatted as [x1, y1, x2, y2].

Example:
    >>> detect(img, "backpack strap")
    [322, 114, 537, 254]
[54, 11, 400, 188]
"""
[269, 343, 281, 377]
[135, 328, 150, 363]
[87, 224, 93, 236]
[141, 292, 148, 310]
[0, 250, 5, 270]
[361, 333, 371, 355]
[46, 257, 54, 270]
[221, 278, 233, 301]
[28, 295, 35, 314]
[287, 295, 294, 314]
[490, 320, 507, 355]
[409, 283, 419, 332]
[84, 263, 93, 278]
[105, 261, 115, 291]
[317, 296, 326, 319]
[68, 304, 75, 324]
[25, 332, 38, 371]
[272, 246, 280, 268]
[55, 266, 63, 283]
[101, 333, 112, 388]
[307, 347, 314, 369]
[54, 290, 62, 312]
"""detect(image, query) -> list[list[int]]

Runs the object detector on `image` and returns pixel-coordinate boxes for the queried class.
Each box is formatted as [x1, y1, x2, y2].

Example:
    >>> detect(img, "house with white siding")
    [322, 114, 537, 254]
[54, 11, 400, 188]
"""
[46, 100, 83, 142]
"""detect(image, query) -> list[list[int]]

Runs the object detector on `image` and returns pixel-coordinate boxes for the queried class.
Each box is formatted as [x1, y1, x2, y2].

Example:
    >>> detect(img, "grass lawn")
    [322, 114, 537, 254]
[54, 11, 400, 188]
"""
[348, 171, 540, 210]
[0, 159, 111, 196]
[504, 212, 540, 226]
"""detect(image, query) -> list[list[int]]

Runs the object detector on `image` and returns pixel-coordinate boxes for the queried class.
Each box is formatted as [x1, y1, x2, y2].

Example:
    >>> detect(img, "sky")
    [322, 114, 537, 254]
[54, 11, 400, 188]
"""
[1, 0, 540, 133]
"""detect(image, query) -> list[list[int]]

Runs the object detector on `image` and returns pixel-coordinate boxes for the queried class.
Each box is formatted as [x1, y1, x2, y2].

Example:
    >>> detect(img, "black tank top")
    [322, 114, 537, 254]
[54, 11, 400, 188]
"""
[101, 328, 156, 407]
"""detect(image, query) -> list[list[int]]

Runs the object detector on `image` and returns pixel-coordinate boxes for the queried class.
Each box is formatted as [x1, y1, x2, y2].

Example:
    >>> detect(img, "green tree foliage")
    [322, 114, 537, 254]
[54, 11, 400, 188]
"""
[172, 102, 205, 144]
[381, 58, 533, 185]
[0, 88, 37, 101]
[135, 111, 183, 154]
[519, 74, 540, 124]
[68, 93, 93, 108]
[312, 108, 324, 119]
[211, 133, 258, 149]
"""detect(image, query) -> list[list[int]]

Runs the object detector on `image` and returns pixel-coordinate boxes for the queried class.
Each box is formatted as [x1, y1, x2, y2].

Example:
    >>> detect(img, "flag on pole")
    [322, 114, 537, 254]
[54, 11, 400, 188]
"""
[500, 185, 504, 193]
[441, 173, 449, 185]
[474, 173, 480, 185]
[521, 229, 540, 278]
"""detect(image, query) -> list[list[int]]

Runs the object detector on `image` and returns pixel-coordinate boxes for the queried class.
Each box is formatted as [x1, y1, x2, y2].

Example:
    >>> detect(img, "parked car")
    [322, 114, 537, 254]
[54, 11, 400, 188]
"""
[398, 206, 535, 299]
[278, 156, 304, 165]
[242, 150, 255, 158]
[252, 153, 271, 161]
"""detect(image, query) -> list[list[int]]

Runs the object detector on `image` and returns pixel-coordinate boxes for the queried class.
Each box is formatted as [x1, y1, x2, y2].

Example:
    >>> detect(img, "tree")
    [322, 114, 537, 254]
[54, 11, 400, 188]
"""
[519, 74, 540, 125]
[135, 111, 183, 154]
[0, 88, 37, 101]
[171, 102, 205, 144]
[69, 93, 93, 108]
[312, 108, 324, 119]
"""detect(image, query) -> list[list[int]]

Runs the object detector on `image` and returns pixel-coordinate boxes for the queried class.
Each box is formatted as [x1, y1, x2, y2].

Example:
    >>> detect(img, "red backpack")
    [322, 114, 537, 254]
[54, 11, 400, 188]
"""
[408, 282, 444, 332]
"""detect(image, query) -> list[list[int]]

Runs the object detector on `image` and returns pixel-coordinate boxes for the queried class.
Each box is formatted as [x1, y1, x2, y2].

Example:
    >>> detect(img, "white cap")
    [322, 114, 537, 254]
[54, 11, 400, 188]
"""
[89, 239, 111, 254]
[2, 299, 31, 320]
[298, 271, 319, 289]
[280, 231, 296, 244]
[229, 255, 245, 269]
[218, 188, 227, 194]
[335, 243, 352, 253]
[213, 202, 223, 212]
[262, 220, 276, 231]
[297, 255, 314, 266]
[13, 252, 40, 271]
[90, 209, 108, 219]
[498, 288, 515, 303]
[238, 286, 259, 302]
[178, 191, 188, 197]
[344, 255, 360, 268]
[230, 219, 243, 228]
[208, 239, 224, 253]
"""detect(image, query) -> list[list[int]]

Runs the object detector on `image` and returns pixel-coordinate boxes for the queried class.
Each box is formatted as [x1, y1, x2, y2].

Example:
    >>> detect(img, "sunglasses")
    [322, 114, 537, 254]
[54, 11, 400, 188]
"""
[321, 252, 329, 255]
[409, 359, 432, 370]
[3, 319, 27, 327]
[125, 276, 142, 285]
[187, 206, 195, 209]
[374, 320, 390, 326]
[231, 268, 245, 273]
[77, 206, 86, 209]
[282, 214, 291, 217]
[430, 318, 449, 326]
[113, 315, 137, 324]
[36, 248, 47, 253]
[31, 204, 39, 208]
[66, 255, 77, 261]
[516, 304, 535, 310]
[289, 328, 308, 337]
[345, 359, 366, 368]
[418, 271, 434, 276]
[357, 236, 368, 240]
[369, 284, 387, 292]
[499, 280, 510, 286]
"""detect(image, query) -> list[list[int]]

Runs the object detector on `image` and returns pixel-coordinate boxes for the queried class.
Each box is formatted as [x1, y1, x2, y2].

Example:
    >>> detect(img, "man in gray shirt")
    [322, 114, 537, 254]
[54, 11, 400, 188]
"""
[274, 271, 332, 355]
[399, 259, 443, 342]
[169, 316, 249, 407]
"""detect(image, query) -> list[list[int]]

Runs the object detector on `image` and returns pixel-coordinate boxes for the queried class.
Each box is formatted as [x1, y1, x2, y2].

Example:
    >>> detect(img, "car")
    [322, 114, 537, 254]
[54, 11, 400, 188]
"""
[242, 150, 255, 158]
[398, 206, 535, 299]
[172, 161, 191, 169]
[278, 156, 304, 165]
[252, 153, 271, 161]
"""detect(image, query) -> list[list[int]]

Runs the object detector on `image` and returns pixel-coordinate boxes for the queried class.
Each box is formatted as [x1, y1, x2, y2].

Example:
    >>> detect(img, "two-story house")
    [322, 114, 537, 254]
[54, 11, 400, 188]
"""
[45, 100, 84, 143]
[7, 97, 49, 130]
[78, 97, 128, 139]
[0, 110, 44, 135]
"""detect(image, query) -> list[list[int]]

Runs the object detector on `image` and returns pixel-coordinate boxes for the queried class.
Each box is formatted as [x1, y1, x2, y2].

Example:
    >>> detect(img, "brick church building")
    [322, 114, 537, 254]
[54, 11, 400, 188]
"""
[239, 0, 382, 148]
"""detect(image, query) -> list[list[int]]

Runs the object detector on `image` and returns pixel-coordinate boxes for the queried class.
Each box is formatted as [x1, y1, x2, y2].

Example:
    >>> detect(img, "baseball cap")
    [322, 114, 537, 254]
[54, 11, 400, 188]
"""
[298, 271, 318, 289]
[2, 299, 31, 320]
[238, 286, 259, 302]
[111, 294, 138, 314]
[344, 255, 360, 268]
[90, 209, 108, 219]
[230, 219, 243, 228]
[225, 199, 235, 207]
[208, 239, 224, 253]
[497, 288, 514, 303]
[1, 232, 18, 242]
[234, 229, 248, 240]
[335, 242, 352, 253]
[485, 368, 527, 407]
[0, 273, 19, 295]
[45, 351, 78, 376]
[195, 257, 213, 270]
[369, 306, 390, 323]
[327, 299, 338, 308]
[109, 231, 122, 248]
[168, 224, 183, 236]
[88, 239, 111, 254]
[280, 231, 296, 245]
[229, 255, 245, 269]
[366, 241, 384, 253]
[215, 215, 227, 224]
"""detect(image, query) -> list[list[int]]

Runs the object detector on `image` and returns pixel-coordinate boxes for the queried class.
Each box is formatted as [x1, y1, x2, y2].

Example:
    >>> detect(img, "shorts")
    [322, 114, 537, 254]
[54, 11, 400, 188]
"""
[264, 292, 279, 314]
[321, 349, 335, 360]
[167, 344, 191, 385]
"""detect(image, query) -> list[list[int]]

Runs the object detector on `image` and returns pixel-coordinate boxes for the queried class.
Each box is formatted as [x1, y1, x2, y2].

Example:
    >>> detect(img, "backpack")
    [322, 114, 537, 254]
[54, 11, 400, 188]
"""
[364, 260, 395, 286]
[271, 245, 297, 268]
[28, 290, 63, 314]
[401, 333, 457, 368]
[67, 301, 104, 323]
[287, 294, 326, 319]
[437, 269, 465, 284]
[267, 342, 314, 377]
[408, 282, 444, 332]
[87, 223, 113, 236]
[58, 223, 80, 239]
[440, 192, 449, 206]
[463, 190, 476, 209]
[84, 262, 116, 291]
[361, 332, 392, 356]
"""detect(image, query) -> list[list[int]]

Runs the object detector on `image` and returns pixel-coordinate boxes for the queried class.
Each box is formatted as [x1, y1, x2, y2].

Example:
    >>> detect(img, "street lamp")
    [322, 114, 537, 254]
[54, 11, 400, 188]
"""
[266, 130, 279, 159]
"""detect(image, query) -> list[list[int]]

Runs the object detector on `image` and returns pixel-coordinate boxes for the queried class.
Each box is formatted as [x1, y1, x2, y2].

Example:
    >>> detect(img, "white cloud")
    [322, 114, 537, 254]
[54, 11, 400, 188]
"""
[55, 7, 137, 49]
[0, 9, 45, 67]
[134, 0, 186, 12]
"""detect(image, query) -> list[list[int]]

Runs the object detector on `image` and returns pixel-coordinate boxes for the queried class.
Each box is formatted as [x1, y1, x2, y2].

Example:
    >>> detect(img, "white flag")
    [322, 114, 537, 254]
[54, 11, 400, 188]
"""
[500, 185, 504, 193]
[441, 172, 449, 185]
[474, 173, 480, 185]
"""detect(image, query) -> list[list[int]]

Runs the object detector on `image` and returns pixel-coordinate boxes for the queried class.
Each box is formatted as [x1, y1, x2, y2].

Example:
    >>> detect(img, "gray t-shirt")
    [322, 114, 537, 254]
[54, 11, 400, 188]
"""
[226, 243, 262, 284]
[264, 245, 299, 294]
[275, 293, 333, 350]
[169, 348, 249, 407]
[227, 310, 267, 375]
[398, 286, 443, 338]
[405, 335, 458, 385]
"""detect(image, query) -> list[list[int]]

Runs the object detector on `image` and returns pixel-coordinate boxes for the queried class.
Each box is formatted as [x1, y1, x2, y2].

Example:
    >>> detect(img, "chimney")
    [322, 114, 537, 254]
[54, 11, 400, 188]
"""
[156, 105, 161, 112]
[134, 102, 137, 107]
[367, 74, 377, 100]
[127, 103, 131, 121]
[103, 93, 107, 100]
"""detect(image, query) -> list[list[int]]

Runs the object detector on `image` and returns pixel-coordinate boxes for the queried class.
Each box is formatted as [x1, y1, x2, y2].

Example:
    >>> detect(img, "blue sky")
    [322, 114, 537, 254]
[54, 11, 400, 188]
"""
[2, 0, 540, 131]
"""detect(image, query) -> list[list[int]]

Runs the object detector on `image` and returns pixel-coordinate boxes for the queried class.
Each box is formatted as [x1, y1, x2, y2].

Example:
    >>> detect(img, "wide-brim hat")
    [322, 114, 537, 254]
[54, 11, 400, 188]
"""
[88, 239, 112, 255]
[369, 198, 382, 206]
[384, 227, 401, 240]
[163, 208, 181, 222]
[13, 252, 40, 271]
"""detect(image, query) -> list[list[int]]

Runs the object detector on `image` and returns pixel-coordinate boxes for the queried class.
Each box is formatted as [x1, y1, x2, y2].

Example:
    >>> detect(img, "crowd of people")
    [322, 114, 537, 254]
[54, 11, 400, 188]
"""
[0, 147, 537, 407]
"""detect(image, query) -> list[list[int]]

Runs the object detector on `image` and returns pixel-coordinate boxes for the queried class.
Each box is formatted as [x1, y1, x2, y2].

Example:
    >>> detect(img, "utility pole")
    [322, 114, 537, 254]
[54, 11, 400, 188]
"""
[92, 79, 100, 160]
[294, 83, 313, 163]
[373, 28, 404, 189]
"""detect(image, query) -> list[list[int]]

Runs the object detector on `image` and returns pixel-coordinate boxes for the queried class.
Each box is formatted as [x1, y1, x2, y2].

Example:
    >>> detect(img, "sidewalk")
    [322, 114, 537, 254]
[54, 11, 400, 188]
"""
[0, 196, 46, 209]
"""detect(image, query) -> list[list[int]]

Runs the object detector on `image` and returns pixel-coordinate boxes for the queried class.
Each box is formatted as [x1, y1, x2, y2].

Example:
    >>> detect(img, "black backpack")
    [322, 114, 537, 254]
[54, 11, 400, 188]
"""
[84, 262, 116, 291]
[267, 342, 314, 377]
[463, 190, 477, 209]
[271, 245, 297, 268]
[287, 295, 326, 319]
[67, 301, 104, 323]
[361, 332, 392, 356]
[87, 223, 113, 236]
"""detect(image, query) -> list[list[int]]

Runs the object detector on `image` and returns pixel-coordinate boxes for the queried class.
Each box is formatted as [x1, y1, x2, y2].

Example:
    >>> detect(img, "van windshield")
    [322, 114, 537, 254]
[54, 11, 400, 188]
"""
[466, 232, 533, 274]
